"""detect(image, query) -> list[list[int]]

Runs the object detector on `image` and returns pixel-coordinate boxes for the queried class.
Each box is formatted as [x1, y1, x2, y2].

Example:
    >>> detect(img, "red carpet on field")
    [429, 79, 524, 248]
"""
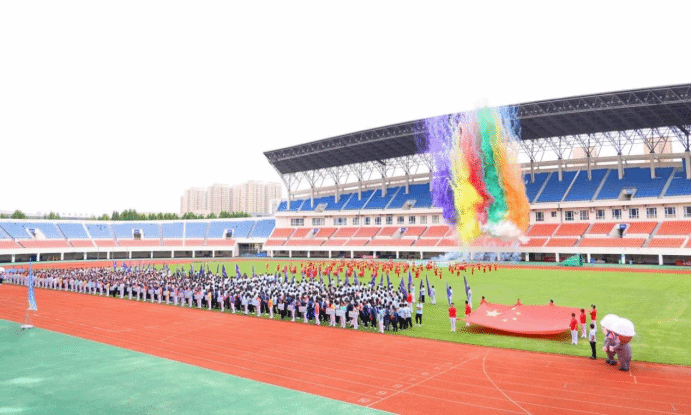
[466, 302, 580, 335]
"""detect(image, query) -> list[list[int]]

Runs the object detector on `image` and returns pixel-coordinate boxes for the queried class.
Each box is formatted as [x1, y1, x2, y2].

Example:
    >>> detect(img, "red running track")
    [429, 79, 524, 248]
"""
[1, 284, 689, 415]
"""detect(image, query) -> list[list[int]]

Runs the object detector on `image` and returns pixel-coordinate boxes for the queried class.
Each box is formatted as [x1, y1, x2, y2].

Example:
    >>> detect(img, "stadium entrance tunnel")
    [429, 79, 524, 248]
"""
[173, 251, 194, 259]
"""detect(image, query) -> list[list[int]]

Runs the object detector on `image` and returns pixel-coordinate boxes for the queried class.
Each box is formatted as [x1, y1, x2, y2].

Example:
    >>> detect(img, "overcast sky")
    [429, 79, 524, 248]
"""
[1, 1, 689, 217]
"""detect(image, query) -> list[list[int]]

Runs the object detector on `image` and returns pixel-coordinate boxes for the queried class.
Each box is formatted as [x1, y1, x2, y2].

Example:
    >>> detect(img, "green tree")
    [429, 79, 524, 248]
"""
[112, 211, 120, 221]
[98, 213, 110, 221]
[206, 212, 217, 219]
[11, 210, 27, 219]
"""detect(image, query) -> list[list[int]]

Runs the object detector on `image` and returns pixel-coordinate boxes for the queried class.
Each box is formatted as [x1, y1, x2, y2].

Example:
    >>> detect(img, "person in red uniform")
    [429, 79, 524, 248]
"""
[448, 303, 457, 332]
[579, 308, 588, 338]
[569, 313, 579, 345]
[590, 304, 598, 330]
[515, 298, 522, 306]
[464, 300, 472, 327]
[480, 296, 488, 305]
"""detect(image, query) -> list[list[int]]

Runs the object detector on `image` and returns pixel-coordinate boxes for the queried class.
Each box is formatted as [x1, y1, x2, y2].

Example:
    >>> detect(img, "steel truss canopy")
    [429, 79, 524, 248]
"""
[264, 84, 690, 175]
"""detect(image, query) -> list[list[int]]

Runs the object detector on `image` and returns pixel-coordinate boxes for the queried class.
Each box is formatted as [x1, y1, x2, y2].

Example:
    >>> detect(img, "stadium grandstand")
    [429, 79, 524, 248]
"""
[1, 84, 690, 266]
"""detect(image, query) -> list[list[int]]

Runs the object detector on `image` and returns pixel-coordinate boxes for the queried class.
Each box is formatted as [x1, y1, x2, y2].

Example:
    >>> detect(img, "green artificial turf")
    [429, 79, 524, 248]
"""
[0, 320, 386, 415]
[167, 260, 690, 365]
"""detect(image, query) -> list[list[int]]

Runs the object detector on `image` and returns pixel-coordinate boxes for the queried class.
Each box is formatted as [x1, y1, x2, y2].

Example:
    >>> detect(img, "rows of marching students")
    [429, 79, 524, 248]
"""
[1, 259, 496, 332]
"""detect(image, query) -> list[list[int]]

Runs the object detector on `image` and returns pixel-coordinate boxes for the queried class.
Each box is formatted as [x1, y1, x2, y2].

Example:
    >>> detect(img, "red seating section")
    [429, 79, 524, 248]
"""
[323, 239, 347, 246]
[94, 240, 117, 248]
[264, 240, 285, 246]
[292, 228, 311, 238]
[354, 227, 380, 238]
[162, 239, 183, 246]
[545, 238, 579, 247]
[368, 239, 414, 247]
[438, 239, 459, 247]
[284, 239, 324, 246]
[184, 239, 205, 246]
[206, 239, 236, 246]
[333, 227, 358, 238]
[421, 226, 451, 238]
[377, 227, 400, 237]
[270, 228, 294, 238]
[527, 224, 558, 236]
[626, 221, 657, 234]
[19, 240, 71, 249]
[118, 240, 160, 247]
[0, 240, 20, 249]
[579, 238, 646, 248]
[521, 238, 547, 247]
[403, 226, 426, 237]
[657, 221, 691, 236]
[70, 240, 95, 248]
[314, 228, 337, 238]
[414, 239, 439, 247]
[346, 239, 369, 246]
[554, 223, 589, 236]
[588, 222, 617, 234]
[647, 238, 685, 248]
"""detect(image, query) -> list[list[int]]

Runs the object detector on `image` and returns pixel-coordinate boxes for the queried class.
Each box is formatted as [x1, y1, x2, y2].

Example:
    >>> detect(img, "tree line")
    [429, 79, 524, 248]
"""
[0, 209, 252, 220]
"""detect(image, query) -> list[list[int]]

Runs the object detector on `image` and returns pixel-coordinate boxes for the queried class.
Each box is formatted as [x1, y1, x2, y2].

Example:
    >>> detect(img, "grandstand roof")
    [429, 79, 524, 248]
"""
[265, 84, 691, 175]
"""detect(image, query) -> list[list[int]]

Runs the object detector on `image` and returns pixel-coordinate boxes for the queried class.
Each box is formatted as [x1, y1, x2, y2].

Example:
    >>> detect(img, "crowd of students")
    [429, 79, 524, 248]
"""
[2, 265, 437, 333]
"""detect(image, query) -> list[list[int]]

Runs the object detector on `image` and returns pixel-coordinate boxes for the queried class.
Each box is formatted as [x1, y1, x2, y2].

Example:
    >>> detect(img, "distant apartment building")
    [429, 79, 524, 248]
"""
[237, 181, 282, 216]
[180, 187, 209, 216]
[180, 181, 282, 216]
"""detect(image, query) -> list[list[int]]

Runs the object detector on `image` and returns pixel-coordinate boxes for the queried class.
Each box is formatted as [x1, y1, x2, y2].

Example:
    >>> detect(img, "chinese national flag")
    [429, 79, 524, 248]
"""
[465, 302, 580, 335]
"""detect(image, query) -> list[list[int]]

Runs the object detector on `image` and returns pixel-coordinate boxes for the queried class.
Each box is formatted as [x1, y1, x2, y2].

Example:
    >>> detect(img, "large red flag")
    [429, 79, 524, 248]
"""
[465, 302, 580, 335]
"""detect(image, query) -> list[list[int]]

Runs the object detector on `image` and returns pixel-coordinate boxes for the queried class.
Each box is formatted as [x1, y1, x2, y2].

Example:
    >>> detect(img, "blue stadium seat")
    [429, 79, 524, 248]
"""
[300, 196, 332, 211]
[277, 199, 307, 212]
[250, 219, 275, 238]
[343, 190, 375, 210]
[387, 184, 432, 209]
[364, 187, 400, 209]
[563, 169, 608, 202]
[523, 172, 549, 203]
[161, 222, 184, 238]
[535, 171, 577, 203]
[597, 167, 673, 200]
[184, 222, 208, 239]
[207, 220, 254, 238]
[665, 169, 691, 196]
[325, 194, 352, 211]
[111, 222, 161, 239]
[58, 223, 89, 239]
[85, 223, 114, 239]
[0, 222, 62, 239]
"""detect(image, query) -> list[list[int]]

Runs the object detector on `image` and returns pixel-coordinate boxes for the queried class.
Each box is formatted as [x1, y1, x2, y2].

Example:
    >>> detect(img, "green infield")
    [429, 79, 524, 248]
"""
[165, 260, 690, 365]
[0, 320, 386, 415]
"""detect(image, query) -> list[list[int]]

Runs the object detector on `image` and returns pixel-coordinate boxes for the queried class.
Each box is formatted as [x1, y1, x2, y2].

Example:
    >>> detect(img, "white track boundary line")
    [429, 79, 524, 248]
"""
[483, 352, 532, 415]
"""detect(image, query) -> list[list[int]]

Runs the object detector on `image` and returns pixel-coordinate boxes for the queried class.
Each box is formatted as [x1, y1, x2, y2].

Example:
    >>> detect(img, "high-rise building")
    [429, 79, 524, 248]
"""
[180, 187, 208, 215]
[207, 183, 231, 215]
[180, 181, 282, 216]
[237, 180, 282, 215]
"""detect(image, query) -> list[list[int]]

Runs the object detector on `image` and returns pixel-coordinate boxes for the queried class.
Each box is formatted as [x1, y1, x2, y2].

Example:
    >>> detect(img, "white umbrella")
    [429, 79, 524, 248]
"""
[0, 267, 4, 273]
[600, 314, 619, 331]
